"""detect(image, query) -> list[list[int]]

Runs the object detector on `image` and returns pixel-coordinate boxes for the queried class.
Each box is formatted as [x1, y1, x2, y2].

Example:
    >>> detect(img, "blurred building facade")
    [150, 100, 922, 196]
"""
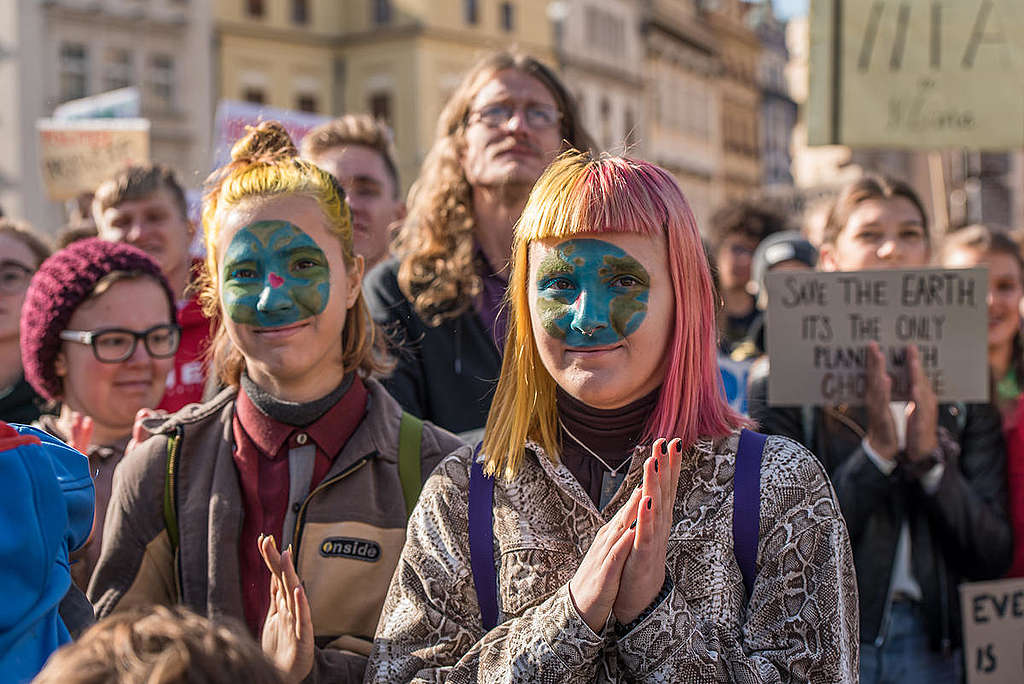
[216, 0, 555, 195]
[708, 0, 762, 204]
[641, 0, 722, 229]
[0, 0, 214, 232]
[752, 0, 795, 191]
[551, 0, 644, 156]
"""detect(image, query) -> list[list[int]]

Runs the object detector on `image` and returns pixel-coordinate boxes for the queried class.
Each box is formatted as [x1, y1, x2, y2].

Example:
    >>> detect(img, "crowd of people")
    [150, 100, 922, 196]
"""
[0, 49, 1020, 684]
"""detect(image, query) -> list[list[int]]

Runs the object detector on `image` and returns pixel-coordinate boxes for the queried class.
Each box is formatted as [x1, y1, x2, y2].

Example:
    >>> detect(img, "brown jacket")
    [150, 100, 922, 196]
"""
[366, 433, 860, 683]
[34, 413, 129, 593]
[87, 379, 465, 683]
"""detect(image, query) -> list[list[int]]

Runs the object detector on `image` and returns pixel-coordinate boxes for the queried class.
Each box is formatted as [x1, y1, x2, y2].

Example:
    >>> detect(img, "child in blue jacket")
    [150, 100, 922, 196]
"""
[0, 421, 93, 683]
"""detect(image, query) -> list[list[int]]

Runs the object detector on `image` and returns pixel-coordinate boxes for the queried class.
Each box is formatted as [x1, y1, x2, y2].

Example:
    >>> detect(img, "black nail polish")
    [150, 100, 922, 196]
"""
[660, 442, 668, 456]
[647, 499, 652, 510]
[654, 459, 659, 473]
[630, 520, 637, 529]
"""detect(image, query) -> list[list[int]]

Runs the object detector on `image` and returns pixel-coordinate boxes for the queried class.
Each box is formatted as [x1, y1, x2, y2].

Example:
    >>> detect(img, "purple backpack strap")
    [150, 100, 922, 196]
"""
[468, 445, 498, 631]
[733, 428, 766, 601]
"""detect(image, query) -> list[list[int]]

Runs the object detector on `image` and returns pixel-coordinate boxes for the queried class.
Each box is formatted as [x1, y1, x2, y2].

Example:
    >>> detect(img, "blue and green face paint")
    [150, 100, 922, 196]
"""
[534, 238, 650, 347]
[221, 220, 331, 328]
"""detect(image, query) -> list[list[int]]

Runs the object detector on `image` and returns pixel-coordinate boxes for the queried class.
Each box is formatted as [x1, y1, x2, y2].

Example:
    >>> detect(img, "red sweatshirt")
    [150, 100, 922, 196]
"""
[1004, 399, 1024, 577]
[158, 292, 210, 412]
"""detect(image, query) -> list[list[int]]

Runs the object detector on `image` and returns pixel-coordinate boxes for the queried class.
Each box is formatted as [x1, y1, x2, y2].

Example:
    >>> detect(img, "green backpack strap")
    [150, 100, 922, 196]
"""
[398, 412, 424, 519]
[163, 431, 181, 554]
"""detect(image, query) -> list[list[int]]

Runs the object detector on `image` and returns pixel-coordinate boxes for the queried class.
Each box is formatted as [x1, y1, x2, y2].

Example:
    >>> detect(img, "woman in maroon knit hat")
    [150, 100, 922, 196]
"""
[20, 237, 179, 590]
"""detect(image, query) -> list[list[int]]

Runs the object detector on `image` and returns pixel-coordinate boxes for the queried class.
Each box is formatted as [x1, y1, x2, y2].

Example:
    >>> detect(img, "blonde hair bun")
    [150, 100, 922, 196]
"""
[229, 121, 298, 164]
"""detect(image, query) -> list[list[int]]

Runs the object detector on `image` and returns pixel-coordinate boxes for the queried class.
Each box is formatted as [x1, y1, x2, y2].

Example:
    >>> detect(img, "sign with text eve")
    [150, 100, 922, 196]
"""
[764, 268, 988, 406]
[960, 578, 1024, 684]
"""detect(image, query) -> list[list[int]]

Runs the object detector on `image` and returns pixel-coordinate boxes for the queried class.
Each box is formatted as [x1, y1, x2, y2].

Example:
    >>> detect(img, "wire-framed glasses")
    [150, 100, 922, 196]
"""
[468, 102, 562, 130]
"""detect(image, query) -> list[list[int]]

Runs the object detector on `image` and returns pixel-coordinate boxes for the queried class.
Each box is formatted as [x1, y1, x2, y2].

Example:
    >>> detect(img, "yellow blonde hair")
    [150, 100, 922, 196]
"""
[199, 121, 389, 386]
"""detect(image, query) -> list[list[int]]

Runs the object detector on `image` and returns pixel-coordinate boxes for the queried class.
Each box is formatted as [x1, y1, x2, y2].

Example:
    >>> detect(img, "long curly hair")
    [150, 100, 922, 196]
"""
[394, 51, 595, 326]
[199, 121, 390, 387]
[482, 151, 746, 480]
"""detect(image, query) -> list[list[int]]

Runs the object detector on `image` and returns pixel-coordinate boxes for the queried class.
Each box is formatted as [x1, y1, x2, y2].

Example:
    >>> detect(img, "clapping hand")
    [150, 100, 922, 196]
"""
[613, 437, 682, 625]
[259, 534, 314, 684]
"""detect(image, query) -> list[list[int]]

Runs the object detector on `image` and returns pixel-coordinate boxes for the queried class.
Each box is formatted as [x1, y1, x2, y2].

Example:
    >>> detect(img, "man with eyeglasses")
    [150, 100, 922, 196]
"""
[0, 220, 52, 424]
[364, 51, 596, 438]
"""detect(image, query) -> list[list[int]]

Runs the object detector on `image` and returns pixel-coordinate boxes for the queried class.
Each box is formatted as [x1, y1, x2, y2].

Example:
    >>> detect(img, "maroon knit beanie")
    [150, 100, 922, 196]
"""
[20, 237, 176, 401]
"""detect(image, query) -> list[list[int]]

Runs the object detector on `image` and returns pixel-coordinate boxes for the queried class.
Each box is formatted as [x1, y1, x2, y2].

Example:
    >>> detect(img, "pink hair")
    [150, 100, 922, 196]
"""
[483, 151, 745, 478]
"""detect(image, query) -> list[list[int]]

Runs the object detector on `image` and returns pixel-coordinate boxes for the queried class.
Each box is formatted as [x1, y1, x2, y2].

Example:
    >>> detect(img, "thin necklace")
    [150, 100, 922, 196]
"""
[558, 418, 628, 477]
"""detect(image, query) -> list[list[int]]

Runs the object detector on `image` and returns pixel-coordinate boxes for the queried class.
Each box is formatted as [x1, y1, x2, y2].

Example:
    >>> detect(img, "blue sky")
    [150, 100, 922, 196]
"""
[773, 0, 808, 20]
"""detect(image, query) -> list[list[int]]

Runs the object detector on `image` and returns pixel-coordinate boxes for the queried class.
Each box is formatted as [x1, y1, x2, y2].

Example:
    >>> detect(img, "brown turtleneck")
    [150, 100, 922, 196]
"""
[556, 386, 659, 507]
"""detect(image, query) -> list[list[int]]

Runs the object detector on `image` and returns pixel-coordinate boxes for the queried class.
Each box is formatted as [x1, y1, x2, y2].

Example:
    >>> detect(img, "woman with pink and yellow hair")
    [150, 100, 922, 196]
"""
[359, 151, 858, 682]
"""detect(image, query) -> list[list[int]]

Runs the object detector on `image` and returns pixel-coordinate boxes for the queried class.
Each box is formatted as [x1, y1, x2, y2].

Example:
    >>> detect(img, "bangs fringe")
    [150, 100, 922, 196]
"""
[484, 150, 746, 480]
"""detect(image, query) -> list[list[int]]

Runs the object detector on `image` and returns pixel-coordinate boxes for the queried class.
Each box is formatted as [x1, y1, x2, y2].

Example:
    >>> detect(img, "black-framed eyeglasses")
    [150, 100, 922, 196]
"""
[0, 262, 34, 295]
[468, 102, 562, 130]
[59, 324, 181, 363]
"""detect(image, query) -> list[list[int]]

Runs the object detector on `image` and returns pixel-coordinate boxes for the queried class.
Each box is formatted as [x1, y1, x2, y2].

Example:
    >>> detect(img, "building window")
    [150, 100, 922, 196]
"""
[372, 0, 391, 25]
[243, 87, 266, 105]
[246, 0, 265, 17]
[369, 91, 392, 124]
[464, 0, 478, 24]
[292, 0, 309, 24]
[500, 2, 514, 32]
[296, 93, 318, 113]
[60, 43, 89, 102]
[103, 47, 134, 91]
[149, 54, 176, 109]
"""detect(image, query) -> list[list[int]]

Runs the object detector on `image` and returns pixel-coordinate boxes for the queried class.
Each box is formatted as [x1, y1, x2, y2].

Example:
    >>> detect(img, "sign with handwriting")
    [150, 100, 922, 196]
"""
[765, 268, 988, 405]
[960, 578, 1024, 684]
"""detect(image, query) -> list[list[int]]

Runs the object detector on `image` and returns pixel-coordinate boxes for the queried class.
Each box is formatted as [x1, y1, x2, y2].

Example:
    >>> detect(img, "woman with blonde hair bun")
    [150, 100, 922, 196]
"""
[87, 122, 463, 684]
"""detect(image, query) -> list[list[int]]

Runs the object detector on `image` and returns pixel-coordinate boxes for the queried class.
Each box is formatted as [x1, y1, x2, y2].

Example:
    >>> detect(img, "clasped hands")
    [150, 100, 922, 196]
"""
[864, 341, 939, 472]
[568, 437, 683, 633]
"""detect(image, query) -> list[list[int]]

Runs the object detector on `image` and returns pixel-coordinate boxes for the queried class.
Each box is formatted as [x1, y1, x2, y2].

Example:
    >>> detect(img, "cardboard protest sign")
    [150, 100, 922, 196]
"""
[764, 267, 988, 405]
[808, 0, 1024, 148]
[212, 100, 329, 169]
[960, 578, 1024, 684]
[36, 118, 150, 201]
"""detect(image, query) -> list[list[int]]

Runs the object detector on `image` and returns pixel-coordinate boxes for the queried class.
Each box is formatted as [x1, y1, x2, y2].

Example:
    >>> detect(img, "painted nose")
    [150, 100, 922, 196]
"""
[570, 291, 606, 336]
[256, 273, 293, 312]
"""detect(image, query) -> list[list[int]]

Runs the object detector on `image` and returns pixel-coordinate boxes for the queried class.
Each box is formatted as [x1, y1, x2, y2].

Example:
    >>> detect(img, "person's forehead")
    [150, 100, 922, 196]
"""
[106, 187, 179, 216]
[849, 197, 923, 225]
[472, 69, 557, 107]
[218, 196, 331, 254]
[0, 233, 40, 266]
[530, 232, 662, 268]
[313, 145, 391, 185]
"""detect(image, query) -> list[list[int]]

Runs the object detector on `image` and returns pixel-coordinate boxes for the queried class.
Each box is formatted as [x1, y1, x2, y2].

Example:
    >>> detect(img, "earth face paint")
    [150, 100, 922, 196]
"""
[221, 220, 331, 327]
[534, 238, 650, 347]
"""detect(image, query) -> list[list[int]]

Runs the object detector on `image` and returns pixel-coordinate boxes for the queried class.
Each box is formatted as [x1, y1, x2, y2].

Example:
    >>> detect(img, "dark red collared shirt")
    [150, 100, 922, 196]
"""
[232, 376, 368, 636]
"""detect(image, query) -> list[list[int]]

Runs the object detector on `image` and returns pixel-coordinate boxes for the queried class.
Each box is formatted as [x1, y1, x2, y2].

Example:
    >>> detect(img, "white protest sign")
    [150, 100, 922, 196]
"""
[36, 118, 150, 201]
[960, 577, 1024, 684]
[808, 0, 1024, 148]
[212, 100, 329, 169]
[764, 268, 988, 406]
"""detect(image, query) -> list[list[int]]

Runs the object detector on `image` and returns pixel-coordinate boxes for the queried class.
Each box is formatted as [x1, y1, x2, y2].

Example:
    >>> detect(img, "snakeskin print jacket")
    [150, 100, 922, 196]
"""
[365, 433, 859, 683]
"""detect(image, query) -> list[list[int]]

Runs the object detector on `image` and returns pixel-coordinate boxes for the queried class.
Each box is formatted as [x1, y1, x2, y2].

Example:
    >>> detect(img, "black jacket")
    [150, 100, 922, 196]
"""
[749, 374, 1012, 650]
[363, 258, 501, 436]
[0, 376, 44, 425]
